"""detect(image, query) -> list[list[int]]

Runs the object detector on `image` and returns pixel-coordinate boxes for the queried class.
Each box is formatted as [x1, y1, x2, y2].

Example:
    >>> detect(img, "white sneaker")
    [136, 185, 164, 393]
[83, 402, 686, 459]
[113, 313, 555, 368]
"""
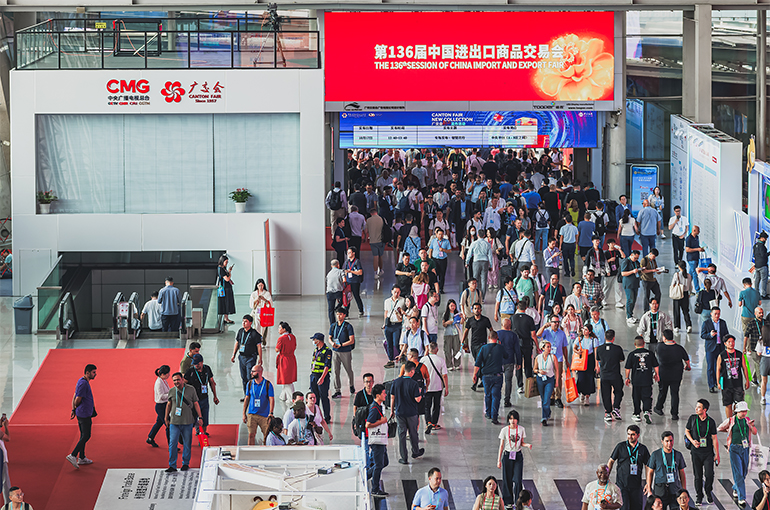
[616, 303, 625, 309]
[674, 328, 680, 333]
[686, 326, 692, 333]
[66, 454, 80, 469]
[78, 457, 93, 465]
[661, 233, 667, 239]
[762, 397, 767, 405]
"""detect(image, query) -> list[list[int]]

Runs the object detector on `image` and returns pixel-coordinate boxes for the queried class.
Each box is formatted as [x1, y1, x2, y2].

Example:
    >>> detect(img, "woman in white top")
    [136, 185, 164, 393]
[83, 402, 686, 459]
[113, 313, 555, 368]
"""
[561, 304, 583, 363]
[617, 209, 638, 260]
[304, 392, 333, 444]
[147, 364, 171, 447]
[249, 279, 273, 346]
[496, 410, 533, 508]
[671, 260, 694, 333]
[533, 340, 560, 426]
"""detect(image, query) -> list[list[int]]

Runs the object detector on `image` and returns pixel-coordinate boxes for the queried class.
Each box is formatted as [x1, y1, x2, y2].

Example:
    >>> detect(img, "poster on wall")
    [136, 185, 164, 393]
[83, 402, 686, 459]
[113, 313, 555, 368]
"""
[630, 165, 658, 215]
[670, 115, 693, 218]
[339, 110, 597, 148]
[324, 11, 615, 103]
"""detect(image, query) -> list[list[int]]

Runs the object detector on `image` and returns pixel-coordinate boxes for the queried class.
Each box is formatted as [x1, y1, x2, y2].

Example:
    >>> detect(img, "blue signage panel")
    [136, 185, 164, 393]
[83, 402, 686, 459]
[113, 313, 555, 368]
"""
[339, 110, 597, 149]
[630, 165, 659, 215]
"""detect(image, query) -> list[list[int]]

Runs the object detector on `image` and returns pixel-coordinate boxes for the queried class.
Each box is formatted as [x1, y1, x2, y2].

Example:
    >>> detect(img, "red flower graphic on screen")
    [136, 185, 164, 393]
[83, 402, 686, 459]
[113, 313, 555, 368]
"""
[534, 34, 614, 101]
[161, 81, 185, 103]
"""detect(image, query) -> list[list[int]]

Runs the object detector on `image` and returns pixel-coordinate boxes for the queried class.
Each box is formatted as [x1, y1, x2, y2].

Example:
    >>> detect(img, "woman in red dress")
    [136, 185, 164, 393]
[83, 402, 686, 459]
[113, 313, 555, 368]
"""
[275, 321, 297, 405]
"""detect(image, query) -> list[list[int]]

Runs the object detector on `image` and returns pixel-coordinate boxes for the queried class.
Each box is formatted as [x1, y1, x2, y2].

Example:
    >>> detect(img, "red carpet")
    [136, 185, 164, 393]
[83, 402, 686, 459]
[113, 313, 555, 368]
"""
[7, 349, 239, 510]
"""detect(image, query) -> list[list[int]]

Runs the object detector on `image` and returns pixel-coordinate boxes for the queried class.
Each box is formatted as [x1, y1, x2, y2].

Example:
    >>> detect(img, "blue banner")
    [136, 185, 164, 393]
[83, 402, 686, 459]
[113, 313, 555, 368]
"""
[630, 165, 658, 215]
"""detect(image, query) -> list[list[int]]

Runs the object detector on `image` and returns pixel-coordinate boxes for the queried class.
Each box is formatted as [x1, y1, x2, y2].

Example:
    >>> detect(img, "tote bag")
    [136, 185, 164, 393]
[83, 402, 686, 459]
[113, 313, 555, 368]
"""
[749, 436, 769, 473]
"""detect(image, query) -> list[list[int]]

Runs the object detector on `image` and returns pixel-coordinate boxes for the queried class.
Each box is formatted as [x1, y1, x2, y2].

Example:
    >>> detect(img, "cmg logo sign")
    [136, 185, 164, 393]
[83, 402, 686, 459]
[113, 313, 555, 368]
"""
[106, 79, 150, 94]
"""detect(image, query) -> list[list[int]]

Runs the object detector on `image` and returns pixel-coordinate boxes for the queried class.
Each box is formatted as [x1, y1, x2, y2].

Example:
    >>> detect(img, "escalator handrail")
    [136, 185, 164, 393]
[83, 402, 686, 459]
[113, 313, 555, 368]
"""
[112, 292, 125, 335]
[57, 292, 78, 335]
[127, 292, 140, 335]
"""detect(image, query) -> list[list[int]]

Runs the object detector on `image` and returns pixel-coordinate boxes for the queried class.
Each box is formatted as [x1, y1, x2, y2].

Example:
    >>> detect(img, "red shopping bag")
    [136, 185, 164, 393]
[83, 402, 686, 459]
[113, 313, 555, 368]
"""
[342, 284, 352, 308]
[259, 306, 275, 327]
[570, 348, 588, 371]
[197, 429, 210, 448]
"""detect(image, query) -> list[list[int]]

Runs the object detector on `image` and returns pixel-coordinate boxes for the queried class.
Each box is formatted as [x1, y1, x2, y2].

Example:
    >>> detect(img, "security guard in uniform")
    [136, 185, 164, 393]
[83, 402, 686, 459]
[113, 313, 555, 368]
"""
[310, 332, 333, 423]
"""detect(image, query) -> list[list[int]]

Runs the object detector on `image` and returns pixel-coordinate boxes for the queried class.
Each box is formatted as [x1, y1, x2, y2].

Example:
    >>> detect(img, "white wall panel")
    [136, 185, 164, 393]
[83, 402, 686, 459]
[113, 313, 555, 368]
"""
[11, 69, 326, 296]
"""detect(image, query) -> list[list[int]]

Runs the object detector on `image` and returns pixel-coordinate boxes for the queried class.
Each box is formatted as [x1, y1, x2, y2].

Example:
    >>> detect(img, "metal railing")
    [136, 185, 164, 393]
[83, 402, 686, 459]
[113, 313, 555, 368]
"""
[16, 17, 320, 70]
[56, 292, 78, 341]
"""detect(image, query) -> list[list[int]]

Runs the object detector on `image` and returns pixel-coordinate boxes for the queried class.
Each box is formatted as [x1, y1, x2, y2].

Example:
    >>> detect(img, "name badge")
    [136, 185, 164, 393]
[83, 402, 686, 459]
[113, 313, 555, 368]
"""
[666, 473, 675, 484]
[240, 343, 246, 353]
[700, 438, 707, 448]
[201, 385, 208, 394]
[630, 464, 638, 475]
[175, 407, 182, 417]
[255, 399, 261, 408]
[548, 300, 554, 308]
[347, 272, 353, 279]
[742, 439, 749, 449]
[509, 451, 517, 460]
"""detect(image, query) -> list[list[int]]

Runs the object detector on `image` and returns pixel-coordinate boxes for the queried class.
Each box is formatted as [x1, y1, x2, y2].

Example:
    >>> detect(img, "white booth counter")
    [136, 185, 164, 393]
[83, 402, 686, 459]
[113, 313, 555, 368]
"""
[194, 445, 370, 510]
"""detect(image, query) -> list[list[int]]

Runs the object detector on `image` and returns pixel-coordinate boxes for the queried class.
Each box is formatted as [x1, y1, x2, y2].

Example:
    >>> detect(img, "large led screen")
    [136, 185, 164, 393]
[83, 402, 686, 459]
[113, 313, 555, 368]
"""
[325, 11, 615, 103]
[339, 111, 597, 149]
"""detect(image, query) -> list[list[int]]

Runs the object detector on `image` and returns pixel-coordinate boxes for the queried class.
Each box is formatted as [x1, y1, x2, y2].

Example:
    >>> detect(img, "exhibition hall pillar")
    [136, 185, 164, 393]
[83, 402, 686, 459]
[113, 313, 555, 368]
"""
[605, 13, 626, 201]
[683, 6, 712, 124]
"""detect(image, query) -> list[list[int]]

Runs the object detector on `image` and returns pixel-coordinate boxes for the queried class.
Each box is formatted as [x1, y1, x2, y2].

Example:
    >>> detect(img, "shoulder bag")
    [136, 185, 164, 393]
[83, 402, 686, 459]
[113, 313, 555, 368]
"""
[669, 273, 685, 301]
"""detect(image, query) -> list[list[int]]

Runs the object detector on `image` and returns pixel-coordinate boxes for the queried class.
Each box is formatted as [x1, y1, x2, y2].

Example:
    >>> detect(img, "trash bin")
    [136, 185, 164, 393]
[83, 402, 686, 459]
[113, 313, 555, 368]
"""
[13, 295, 34, 335]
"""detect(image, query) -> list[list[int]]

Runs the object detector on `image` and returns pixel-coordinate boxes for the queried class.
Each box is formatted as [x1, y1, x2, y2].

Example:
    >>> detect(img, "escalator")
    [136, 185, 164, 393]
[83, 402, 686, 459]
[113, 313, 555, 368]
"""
[37, 251, 225, 340]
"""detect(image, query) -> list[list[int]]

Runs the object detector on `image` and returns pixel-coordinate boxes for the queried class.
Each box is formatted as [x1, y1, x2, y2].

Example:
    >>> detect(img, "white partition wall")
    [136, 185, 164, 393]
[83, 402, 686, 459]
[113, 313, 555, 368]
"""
[11, 69, 326, 296]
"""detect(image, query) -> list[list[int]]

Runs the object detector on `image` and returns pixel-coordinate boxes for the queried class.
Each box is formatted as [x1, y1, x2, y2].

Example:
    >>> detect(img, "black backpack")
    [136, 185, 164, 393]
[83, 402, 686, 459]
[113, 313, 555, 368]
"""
[603, 199, 619, 229]
[535, 210, 549, 229]
[352, 401, 370, 437]
[593, 212, 607, 236]
[329, 189, 342, 210]
[381, 220, 393, 244]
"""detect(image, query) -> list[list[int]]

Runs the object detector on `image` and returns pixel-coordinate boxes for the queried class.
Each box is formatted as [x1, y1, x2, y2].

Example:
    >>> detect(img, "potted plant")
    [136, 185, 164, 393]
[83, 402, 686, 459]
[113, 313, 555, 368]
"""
[36, 190, 58, 214]
[229, 188, 252, 213]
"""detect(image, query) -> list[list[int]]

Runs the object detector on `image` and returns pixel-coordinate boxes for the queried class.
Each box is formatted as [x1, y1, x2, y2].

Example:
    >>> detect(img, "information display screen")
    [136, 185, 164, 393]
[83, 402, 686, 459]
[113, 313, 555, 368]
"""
[325, 11, 615, 103]
[339, 111, 597, 148]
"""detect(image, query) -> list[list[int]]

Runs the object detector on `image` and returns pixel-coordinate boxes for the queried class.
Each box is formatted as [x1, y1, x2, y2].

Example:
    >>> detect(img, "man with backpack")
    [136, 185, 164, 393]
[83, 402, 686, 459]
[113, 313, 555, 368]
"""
[325, 181, 347, 227]
[534, 203, 550, 252]
[588, 202, 610, 244]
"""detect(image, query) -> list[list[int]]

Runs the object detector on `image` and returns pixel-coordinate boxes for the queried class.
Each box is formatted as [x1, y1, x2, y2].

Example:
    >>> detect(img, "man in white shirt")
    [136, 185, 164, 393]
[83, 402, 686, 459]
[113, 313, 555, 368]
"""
[668, 205, 689, 264]
[511, 231, 536, 274]
[140, 291, 162, 331]
[412, 160, 428, 190]
[347, 205, 367, 256]
[421, 291, 440, 342]
[696, 263, 733, 308]
[420, 342, 448, 434]
[325, 260, 345, 325]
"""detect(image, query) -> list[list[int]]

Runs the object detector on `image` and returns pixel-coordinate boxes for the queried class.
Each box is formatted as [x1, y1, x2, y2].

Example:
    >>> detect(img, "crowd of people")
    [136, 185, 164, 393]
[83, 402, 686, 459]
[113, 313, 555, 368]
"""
[2, 146, 761, 510]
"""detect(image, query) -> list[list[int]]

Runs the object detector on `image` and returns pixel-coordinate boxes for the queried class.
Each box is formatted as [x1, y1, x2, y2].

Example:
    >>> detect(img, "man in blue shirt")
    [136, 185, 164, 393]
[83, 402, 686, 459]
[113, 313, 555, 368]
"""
[577, 213, 597, 261]
[412, 467, 449, 510]
[559, 215, 579, 277]
[615, 195, 630, 229]
[66, 364, 97, 469]
[243, 364, 275, 445]
[428, 228, 451, 293]
[473, 331, 506, 424]
[329, 307, 356, 400]
[636, 200, 661, 256]
[522, 182, 542, 211]
[541, 315, 569, 408]
[157, 276, 181, 332]
[684, 226, 705, 292]
[738, 278, 761, 341]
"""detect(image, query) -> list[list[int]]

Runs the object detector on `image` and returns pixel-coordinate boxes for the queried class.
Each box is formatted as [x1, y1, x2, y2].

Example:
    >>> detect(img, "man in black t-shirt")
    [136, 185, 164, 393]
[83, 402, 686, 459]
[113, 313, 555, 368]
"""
[390, 362, 424, 464]
[597, 329, 625, 421]
[684, 399, 719, 505]
[539, 274, 567, 316]
[395, 252, 416, 296]
[625, 336, 659, 424]
[716, 334, 749, 418]
[184, 354, 219, 435]
[512, 302, 537, 393]
[608, 424, 650, 510]
[230, 315, 262, 399]
[751, 470, 770, 510]
[654, 329, 691, 420]
[462, 303, 494, 391]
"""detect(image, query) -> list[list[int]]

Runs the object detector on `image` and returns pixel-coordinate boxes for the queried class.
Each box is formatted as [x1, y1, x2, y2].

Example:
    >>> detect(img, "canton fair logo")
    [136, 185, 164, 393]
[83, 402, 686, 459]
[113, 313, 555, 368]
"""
[161, 81, 185, 103]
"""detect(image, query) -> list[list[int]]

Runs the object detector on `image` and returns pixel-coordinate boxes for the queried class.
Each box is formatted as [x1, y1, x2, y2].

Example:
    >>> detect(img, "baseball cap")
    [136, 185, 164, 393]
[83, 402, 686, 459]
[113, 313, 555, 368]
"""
[761, 231, 769, 240]
[310, 333, 324, 341]
[192, 354, 204, 364]
[734, 401, 749, 413]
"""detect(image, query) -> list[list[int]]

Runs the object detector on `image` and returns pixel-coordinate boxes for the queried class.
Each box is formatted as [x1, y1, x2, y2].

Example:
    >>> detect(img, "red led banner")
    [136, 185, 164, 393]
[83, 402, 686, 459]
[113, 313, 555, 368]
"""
[324, 11, 615, 103]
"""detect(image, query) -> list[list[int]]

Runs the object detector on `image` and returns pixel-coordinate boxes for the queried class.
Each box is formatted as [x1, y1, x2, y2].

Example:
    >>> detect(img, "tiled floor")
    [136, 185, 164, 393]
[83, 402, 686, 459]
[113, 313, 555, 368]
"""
[1, 236, 767, 510]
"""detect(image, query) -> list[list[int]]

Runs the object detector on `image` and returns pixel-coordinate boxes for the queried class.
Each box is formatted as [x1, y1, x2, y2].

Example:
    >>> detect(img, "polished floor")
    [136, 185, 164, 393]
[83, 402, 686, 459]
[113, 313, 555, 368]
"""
[1, 235, 768, 510]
